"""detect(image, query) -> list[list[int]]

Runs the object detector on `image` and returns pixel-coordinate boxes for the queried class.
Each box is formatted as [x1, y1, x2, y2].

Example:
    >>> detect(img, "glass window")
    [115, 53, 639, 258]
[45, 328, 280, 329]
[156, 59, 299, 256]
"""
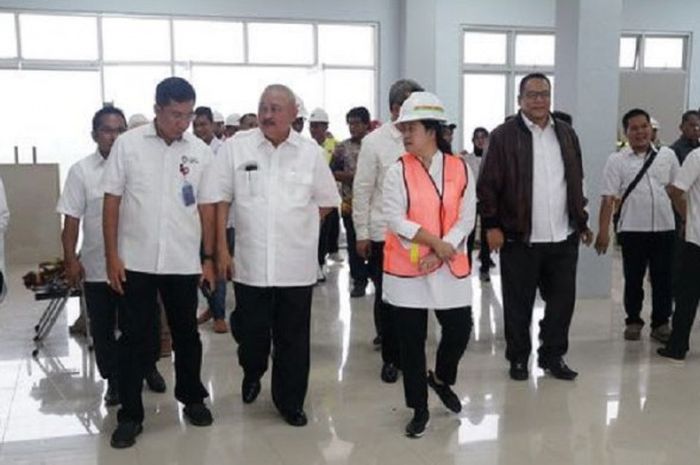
[102, 17, 170, 62]
[514, 74, 555, 110]
[248, 23, 314, 65]
[318, 24, 374, 66]
[103, 65, 171, 117]
[173, 20, 244, 63]
[463, 32, 507, 65]
[323, 69, 375, 140]
[644, 37, 684, 69]
[0, 70, 101, 183]
[619, 36, 638, 68]
[0, 13, 16, 58]
[19, 14, 97, 60]
[463, 74, 506, 152]
[515, 34, 555, 66]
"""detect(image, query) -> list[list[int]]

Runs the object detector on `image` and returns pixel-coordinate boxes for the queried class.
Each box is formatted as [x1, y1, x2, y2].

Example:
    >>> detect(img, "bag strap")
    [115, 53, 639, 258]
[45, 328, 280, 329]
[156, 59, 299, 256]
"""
[615, 147, 658, 221]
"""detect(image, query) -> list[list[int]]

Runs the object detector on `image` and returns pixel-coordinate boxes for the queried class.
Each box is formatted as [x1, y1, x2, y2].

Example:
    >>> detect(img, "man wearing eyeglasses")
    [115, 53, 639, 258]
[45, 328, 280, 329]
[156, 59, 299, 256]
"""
[102, 77, 214, 449]
[477, 73, 593, 382]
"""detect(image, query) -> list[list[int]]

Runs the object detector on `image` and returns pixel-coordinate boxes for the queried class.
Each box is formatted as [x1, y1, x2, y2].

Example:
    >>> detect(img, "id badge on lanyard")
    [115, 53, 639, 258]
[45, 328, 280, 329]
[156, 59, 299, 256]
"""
[180, 158, 196, 206]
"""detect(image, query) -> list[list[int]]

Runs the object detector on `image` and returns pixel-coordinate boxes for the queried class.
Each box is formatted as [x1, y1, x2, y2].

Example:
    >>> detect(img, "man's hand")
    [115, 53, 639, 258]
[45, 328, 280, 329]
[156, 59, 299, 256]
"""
[486, 228, 505, 252]
[201, 259, 216, 291]
[216, 248, 234, 281]
[432, 240, 456, 261]
[106, 255, 126, 295]
[594, 230, 610, 255]
[356, 239, 371, 260]
[64, 257, 84, 289]
[580, 228, 594, 247]
[419, 253, 442, 272]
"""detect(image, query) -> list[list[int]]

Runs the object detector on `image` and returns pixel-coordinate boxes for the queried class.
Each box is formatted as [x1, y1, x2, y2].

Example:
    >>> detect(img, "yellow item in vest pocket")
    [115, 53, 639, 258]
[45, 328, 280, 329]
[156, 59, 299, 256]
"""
[410, 243, 420, 264]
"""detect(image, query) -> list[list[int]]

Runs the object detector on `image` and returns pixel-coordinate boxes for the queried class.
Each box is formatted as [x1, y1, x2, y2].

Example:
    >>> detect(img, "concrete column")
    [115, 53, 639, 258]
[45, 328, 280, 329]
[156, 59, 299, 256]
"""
[401, 0, 437, 91]
[555, 0, 622, 298]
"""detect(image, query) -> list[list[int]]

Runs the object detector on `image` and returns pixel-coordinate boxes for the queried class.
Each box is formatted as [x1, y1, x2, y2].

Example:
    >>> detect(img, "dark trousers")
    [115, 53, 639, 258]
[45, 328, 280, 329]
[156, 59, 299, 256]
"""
[369, 241, 400, 365]
[394, 305, 472, 410]
[466, 220, 493, 274]
[318, 208, 340, 265]
[619, 231, 674, 328]
[232, 283, 313, 413]
[666, 241, 700, 354]
[342, 214, 369, 285]
[117, 271, 208, 424]
[500, 234, 579, 363]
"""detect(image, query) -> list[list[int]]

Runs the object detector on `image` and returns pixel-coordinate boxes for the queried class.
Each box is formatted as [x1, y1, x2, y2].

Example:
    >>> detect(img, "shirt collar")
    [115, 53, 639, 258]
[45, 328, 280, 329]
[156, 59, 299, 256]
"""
[92, 149, 108, 164]
[521, 112, 554, 131]
[143, 120, 190, 144]
[255, 127, 301, 149]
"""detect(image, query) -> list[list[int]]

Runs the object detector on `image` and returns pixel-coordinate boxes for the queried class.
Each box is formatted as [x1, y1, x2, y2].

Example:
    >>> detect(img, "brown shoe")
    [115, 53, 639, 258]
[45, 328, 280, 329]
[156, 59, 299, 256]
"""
[624, 323, 643, 341]
[650, 323, 672, 343]
[197, 309, 213, 325]
[213, 319, 228, 334]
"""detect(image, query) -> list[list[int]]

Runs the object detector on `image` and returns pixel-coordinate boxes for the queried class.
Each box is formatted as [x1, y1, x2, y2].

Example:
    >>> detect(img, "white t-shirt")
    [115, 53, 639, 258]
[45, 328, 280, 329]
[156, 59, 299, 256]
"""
[56, 152, 108, 282]
[601, 145, 679, 232]
[199, 128, 340, 287]
[101, 122, 214, 275]
[673, 148, 700, 247]
[382, 152, 476, 309]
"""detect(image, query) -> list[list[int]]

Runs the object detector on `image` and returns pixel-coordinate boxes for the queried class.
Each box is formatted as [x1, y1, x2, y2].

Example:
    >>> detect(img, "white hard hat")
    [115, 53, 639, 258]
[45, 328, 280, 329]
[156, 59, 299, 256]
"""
[650, 117, 660, 129]
[225, 113, 241, 126]
[127, 113, 149, 129]
[395, 91, 447, 124]
[213, 111, 225, 123]
[309, 108, 329, 124]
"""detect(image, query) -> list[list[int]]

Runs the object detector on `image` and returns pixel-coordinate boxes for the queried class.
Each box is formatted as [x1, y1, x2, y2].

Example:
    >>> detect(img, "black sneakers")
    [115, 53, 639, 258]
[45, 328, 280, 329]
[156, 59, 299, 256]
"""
[144, 368, 167, 393]
[657, 347, 686, 363]
[183, 403, 213, 426]
[405, 408, 430, 438]
[509, 361, 529, 381]
[427, 371, 462, 413]
[110, 421, 143, 449]
[380, 363, 399, 383]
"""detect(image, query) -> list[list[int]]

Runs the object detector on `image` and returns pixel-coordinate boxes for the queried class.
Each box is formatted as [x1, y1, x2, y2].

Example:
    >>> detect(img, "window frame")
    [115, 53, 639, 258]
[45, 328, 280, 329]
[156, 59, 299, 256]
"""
[619, 31, 690, 72]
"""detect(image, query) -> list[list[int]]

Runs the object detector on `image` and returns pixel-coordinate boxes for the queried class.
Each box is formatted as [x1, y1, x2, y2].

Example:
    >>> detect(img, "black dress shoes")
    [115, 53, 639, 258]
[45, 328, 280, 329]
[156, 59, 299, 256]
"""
[145, 368, 167, 393]
[427, 371, 462, 413]
[242, 377, 261, 404]
[538, 357, 578, 380]
[282, 409, 308, 427]
[381, 363, 399, 383]
[509, 361, 529, 381]
[110, 421, 142, 449]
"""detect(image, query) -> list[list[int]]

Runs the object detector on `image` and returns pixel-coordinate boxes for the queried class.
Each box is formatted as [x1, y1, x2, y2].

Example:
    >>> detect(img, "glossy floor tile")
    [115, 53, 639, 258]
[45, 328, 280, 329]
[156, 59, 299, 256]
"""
[1, 252, 699, 465]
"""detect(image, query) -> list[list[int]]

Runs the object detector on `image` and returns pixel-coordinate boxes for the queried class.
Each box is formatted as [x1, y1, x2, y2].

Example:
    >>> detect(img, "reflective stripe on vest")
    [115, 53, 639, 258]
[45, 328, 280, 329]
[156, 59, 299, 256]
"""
[383, 153, 471, 278]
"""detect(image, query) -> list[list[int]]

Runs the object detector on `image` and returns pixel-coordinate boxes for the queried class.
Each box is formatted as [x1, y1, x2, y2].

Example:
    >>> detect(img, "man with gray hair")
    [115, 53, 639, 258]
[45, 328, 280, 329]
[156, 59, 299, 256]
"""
[353, 78, 424, 383]
[199, 84, 339, 427]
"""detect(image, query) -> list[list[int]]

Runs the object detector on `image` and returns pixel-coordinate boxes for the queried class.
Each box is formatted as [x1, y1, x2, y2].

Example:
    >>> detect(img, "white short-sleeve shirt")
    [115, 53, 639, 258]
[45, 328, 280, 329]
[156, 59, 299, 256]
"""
[199, 128, 340, 287]
[601, 145, 679, 232]
[101, 122, 213, 275]
[673, 148, 700, 247]
[56, 152, 109, 282]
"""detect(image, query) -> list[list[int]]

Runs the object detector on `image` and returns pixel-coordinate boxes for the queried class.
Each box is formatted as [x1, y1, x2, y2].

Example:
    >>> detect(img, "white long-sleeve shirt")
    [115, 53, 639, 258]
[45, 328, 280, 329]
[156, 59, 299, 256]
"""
[352, 122, 404, 242]
[382, 152, 476, 309]
[0, 176, 9, 278]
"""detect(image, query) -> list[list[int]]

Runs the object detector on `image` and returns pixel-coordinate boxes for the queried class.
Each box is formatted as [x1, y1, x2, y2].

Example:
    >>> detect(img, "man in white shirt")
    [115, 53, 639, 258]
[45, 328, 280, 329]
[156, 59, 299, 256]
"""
[192, 106, 228, 333]
[658, 148, 700, 361]
[0, 175, 7, 301]
[352, 78, 424, 382]
[199, 84, 339, 427]
[478, 73, 593, 382]
[595, 108, 679, 343]
[102, 77, 214, 448]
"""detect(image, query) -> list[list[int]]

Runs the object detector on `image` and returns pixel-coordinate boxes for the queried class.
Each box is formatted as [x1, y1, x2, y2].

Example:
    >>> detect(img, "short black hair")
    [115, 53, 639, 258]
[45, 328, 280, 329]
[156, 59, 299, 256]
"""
[241, 112, 256, 121]
[622, 108, 650, 131]
[681, 110, 700, 124]
[472, 127, 489, 139]
[519, 73, 551, 96]
[194, 106, 213, 123]
[552, 110, 573, 126]
[346, 106, 370, 125]
[92, 104, 126, 133]
[155, 77, 196, 107]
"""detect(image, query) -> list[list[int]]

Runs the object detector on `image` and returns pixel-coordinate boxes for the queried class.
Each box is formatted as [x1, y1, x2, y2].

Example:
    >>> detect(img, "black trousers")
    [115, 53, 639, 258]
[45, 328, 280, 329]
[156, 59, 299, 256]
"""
[84, 282, 159, 381]
[342, 214, 369, 285]
[318, 208, 340, 265]
[466, 219, 493, 274]
[619, 231, 675, 328]
[232, 283, 313, 414]
[369, 241, 400, 365]
[666, 241, 700, 354]
[117, 271, 208, 424]
[394, 305, 472, 410]
[500, 234, 579, 363]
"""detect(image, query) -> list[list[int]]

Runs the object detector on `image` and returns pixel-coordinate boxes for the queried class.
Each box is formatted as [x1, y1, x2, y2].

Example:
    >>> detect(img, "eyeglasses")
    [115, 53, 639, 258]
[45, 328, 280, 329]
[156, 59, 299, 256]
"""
[523, 91, 551, 100]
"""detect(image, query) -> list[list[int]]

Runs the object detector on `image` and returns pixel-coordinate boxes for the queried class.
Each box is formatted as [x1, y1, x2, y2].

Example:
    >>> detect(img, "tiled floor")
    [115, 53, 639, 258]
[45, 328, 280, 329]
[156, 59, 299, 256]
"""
[1, 253, 698, 465]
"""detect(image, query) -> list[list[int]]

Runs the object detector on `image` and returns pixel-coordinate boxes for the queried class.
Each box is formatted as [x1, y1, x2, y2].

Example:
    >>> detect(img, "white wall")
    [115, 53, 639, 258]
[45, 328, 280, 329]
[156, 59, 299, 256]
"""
[0, 0, 402, 120]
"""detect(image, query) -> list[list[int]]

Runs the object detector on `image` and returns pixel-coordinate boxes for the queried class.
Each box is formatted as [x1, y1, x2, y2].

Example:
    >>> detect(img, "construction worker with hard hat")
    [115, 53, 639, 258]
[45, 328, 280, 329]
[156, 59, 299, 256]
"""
[382, 91, 476, 438]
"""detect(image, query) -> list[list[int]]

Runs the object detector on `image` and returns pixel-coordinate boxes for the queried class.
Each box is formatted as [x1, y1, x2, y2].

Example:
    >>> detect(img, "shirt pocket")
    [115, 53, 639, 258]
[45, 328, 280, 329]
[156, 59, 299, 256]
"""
[235, 169, 263, 203]
[284, 170, 313, 207]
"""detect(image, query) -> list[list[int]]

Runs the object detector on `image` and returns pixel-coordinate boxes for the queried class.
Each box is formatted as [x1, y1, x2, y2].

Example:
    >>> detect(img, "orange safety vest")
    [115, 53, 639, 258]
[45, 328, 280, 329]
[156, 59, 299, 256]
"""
[384, 153, 471, 279]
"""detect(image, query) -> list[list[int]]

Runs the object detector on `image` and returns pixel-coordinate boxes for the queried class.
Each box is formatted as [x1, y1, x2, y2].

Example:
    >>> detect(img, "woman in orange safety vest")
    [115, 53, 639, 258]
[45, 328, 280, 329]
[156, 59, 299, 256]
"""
[382, 91, 476, 438]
